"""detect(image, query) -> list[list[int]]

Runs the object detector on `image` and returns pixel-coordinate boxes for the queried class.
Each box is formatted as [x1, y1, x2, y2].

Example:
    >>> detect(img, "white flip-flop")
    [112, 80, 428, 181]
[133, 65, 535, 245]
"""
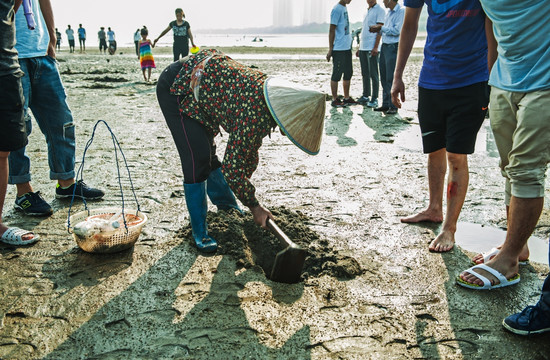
[0, 227, 40, 246]
[456, 263, 520, 290]
[473, 247, 529, 265]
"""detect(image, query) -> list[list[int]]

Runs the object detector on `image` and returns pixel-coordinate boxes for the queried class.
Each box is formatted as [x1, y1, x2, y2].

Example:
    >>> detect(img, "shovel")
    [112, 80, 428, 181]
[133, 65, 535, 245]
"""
[267, 218, 307, 284]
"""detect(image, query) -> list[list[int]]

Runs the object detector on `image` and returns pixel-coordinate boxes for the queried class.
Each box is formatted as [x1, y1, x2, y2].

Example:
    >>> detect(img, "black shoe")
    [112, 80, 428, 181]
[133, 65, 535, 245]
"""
[343, 97, 359, 106]
[55, 180, 105, 200]
[374, 106, 389, 112]
[331, 99, 345, 108]
[14, 191, 53, 216]
[386, 108, 398, 114]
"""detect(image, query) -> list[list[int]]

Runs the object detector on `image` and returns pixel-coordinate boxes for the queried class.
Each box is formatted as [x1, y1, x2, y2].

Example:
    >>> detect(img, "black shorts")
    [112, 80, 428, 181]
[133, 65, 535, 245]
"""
[99, 39, 107, 50]
[0, 74, 27, 151]
[418, 81, 489, 154]
[331, 50, 353, 82]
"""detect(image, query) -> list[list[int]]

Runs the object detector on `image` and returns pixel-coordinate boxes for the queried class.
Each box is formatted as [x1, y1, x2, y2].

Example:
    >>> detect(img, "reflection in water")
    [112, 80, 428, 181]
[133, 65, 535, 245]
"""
[455, 222, 549, 265]
[325, 107, 357, 147]
[359, 106, 411, 144]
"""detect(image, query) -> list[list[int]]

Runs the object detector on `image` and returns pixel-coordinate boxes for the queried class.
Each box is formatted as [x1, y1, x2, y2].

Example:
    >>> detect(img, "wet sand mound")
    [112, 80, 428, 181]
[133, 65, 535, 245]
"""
[177, 206, 363, 282]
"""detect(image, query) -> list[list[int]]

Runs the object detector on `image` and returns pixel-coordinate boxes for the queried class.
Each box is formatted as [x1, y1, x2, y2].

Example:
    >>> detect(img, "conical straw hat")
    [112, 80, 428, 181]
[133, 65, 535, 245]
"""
[263, 77, 326, 155]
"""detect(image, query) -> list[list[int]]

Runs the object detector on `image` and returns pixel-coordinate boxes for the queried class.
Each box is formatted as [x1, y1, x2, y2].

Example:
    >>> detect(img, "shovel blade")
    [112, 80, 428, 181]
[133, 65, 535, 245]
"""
[270, 246, 307, 284]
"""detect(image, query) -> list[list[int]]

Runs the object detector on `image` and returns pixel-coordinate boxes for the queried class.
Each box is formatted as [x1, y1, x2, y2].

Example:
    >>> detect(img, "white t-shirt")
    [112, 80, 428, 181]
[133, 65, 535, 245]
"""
[359, 4, 386, 51]
[330, 3, 352, 51]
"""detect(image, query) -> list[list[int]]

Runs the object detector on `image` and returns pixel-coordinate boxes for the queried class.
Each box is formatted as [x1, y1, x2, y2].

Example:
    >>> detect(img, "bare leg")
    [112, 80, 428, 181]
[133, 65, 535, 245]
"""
[401, 148, 446, 223]
[148, 68, 152, 82]
[0, 152, 33, 241]
[472, 204, 530, 263]
[330, 80, 339, 101]
[142, 69, 147, 82]
[460, 196, 543, 286]
[343, 80, 350, 99]
[429, 152, 468, 252]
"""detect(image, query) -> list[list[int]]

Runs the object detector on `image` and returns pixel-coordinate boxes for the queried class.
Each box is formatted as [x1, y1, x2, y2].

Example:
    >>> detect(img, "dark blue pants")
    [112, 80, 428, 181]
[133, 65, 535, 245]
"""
[379, 42, 398, 109]
[539, 249, 550, 316]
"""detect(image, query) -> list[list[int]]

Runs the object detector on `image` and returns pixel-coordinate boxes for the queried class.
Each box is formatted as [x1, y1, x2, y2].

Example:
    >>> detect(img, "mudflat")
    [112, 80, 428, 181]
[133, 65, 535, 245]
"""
[1, 46, 549, 359]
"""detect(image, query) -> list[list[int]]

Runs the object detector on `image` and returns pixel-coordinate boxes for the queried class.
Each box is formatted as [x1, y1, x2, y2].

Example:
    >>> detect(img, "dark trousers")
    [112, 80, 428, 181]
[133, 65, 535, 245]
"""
[134, 41, 139, 57]
[379, 43, 398, 109]
[358, 50, 380, 100]
[173, 41, 189, 61]
[156, 61, 221, 184]
[539, 249, 550, 316]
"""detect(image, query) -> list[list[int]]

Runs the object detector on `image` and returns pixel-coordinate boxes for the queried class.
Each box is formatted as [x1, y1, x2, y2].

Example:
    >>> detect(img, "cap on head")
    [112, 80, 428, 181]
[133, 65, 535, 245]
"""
[263, 78, 326, 155]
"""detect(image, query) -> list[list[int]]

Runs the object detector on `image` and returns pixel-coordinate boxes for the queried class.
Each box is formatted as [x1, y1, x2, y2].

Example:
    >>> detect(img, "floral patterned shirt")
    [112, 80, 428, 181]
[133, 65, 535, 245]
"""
[170, 49, 275, 207]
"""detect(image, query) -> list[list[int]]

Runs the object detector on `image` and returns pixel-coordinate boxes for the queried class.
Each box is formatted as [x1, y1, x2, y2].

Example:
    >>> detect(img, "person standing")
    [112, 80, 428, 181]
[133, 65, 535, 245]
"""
[356, 0, 385, 108]
[458, 0, 550, 313]
[153, 8, 196, 61]
[65, 24, 74, 53]
[133, 28, 141, 59]
[369, 0, 404, 114]
[55, 27, 61, 51]
[138, 27, 155, 82]
[327, 0, 357, 108]
[98, 26, 106, 54]
[77, 23, 85, 52]
[10, 0, 104, 217]
[391, 0, 491, 252]
[0, 0, 39, 245]
[107, 26, 116, 54]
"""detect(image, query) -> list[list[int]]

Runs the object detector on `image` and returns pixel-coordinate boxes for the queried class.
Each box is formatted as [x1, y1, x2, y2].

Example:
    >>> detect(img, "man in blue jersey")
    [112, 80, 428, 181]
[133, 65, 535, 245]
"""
[391, 0, 492, 252]
[458, 0, 550, 334]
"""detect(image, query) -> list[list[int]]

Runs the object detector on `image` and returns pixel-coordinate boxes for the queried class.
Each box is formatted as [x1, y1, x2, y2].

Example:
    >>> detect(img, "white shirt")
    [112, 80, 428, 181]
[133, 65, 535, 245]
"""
[381, 3, 404, 44]
[359, 4, 386, 51]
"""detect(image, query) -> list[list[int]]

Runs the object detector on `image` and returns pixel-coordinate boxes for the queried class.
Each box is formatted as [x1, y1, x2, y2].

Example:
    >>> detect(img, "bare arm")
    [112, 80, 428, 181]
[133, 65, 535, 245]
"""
[38, 0, 56, 58]
[371, 23, 383, 57]
[188, 27, 195, 48]
[391, 7, 421, 109]
[327, 24, 336, 62]
[485, 16, 497, 73]
[153, 25, 171, 46]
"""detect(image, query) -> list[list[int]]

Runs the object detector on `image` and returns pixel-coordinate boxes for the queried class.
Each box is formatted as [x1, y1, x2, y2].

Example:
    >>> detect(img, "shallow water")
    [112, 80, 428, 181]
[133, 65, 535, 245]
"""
[455, 222, 549, 265]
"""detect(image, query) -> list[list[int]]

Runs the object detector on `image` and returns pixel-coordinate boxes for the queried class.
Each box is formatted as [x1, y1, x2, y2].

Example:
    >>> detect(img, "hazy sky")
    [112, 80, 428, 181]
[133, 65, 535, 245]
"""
[50, 0, 370, 43]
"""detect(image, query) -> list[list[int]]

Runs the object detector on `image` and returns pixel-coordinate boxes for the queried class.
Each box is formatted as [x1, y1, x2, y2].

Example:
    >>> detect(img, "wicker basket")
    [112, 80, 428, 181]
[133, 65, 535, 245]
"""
[68, 207, 147, 253]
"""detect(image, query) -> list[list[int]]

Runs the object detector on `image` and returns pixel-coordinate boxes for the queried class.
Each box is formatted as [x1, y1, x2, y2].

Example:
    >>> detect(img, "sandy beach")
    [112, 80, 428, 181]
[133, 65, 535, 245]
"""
[1, 46, 549, 359]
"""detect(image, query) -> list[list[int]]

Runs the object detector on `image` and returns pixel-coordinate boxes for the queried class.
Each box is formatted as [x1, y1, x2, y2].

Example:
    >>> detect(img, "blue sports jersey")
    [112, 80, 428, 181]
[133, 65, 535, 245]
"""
[405, 0, 488, 89]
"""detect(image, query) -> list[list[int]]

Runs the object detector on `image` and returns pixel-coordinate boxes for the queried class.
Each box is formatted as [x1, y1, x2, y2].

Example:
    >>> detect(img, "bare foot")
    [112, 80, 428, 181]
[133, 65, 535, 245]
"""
[0, 225, 35, 242]
[401, 209, 443, 223]
[459, 258, 519, 287]
[472, 244, 530, 265]
[429, 230, 455, 252]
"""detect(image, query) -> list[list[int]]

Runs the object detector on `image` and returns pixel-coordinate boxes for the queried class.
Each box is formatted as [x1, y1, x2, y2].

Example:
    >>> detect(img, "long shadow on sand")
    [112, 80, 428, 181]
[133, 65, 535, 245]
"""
[42, 241, 311, 359]
[409, 228, 550, 358]
[325, 107, 357, 147]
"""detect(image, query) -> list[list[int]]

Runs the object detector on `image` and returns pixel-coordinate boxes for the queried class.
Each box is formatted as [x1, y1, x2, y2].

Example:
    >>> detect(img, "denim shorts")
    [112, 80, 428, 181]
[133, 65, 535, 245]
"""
[0, 73, 27, 152]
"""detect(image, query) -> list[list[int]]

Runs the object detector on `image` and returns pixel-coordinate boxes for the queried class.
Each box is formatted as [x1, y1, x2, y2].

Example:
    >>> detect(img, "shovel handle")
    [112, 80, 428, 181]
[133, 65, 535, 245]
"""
[266, 218, 300, 249]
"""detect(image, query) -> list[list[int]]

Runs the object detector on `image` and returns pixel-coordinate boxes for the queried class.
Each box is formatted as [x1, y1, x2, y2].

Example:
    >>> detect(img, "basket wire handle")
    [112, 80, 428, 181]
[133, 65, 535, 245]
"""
[67, 120, 141, 233]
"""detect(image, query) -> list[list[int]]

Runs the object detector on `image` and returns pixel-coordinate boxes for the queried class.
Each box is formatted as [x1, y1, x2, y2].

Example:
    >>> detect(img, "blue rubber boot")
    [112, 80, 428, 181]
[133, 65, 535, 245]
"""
[206, 168, 242, 213]
[183, 182, 218, 253]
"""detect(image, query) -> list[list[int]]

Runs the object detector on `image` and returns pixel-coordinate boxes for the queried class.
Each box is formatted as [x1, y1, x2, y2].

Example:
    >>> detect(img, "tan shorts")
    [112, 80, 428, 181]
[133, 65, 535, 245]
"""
[490, 87, 550, 204]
